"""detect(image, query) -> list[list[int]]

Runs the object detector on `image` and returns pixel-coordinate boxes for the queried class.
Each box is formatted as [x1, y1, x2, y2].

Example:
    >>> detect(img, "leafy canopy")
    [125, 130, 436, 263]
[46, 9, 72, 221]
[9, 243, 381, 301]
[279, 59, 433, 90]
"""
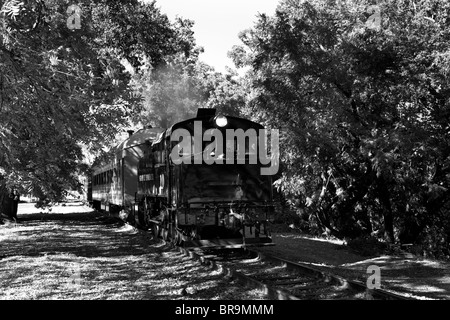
[0, 0, 195, 205]
[231, 0, 450, 253]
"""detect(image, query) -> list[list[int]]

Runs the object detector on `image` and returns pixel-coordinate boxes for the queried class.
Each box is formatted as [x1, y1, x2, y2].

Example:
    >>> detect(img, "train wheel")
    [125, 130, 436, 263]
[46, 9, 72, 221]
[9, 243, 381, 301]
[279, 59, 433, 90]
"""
[137, 204, 146, 229]
[161, 222, 169, 241]
[141, 199, 151, 230]
[169, 211, 178, 245]
[170, 227, 179, 245]
[162, 229, 168, 241]
[170, 231, 176, 245]
[175, 231, 184, 246]
[152, 223, 160, 239]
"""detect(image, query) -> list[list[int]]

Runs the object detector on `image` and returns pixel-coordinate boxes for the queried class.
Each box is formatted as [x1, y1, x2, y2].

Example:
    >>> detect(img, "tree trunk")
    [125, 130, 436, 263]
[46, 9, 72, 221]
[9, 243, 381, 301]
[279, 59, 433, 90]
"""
[0, 183, 13, 219]
[382, 205, 395, 243]
[314, 207, 343, 239]
[376, 177, 396, 243]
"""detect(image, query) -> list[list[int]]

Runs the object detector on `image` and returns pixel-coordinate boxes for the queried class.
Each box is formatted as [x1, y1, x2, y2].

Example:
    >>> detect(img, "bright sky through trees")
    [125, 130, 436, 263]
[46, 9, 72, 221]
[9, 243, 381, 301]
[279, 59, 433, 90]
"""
[152, 0, 279, 73]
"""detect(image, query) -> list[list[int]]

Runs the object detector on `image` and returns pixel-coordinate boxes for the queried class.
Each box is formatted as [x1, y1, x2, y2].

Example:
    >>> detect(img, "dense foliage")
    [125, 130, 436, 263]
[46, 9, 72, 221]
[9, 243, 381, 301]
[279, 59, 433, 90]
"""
[231, 0, 450, 257]
[0, 0, 193, 207]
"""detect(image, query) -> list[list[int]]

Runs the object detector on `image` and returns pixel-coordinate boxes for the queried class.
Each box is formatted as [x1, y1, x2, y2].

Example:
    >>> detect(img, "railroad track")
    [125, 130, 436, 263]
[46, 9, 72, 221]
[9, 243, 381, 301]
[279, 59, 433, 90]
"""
[177, 246, 414, 300]
[121, 218, 414, 300]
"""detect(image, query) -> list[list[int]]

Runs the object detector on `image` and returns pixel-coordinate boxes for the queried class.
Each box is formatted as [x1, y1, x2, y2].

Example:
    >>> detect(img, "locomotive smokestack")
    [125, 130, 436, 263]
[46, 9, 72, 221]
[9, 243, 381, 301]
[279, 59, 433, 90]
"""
[196, 108, 216, 118]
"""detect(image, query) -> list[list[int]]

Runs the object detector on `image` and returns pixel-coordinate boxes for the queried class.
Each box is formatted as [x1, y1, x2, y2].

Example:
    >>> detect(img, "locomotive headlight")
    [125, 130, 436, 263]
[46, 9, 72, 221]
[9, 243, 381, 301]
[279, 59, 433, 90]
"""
[215, 115, 228, 127]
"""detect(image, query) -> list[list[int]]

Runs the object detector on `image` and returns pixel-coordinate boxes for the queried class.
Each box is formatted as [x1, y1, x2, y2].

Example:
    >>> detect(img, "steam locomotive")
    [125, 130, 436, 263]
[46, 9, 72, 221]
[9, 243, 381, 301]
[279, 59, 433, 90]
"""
[91, 109, 278, 248]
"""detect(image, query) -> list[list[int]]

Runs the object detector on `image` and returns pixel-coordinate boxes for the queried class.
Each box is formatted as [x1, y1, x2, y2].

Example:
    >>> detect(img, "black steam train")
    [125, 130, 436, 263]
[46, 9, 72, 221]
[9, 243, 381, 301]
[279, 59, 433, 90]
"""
[91, 109, 278, 248]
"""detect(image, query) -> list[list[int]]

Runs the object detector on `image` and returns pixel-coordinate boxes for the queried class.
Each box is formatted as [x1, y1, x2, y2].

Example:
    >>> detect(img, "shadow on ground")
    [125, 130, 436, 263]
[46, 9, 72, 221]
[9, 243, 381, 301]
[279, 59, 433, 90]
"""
[0, 212, 138, 259]
[0, 210, 262, 300]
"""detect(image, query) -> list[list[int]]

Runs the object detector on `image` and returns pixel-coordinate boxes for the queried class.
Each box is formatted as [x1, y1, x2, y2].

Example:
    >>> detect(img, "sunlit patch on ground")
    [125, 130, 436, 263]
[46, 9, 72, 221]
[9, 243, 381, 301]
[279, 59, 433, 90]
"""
[276, 233, 345, 245]
[258, 232, 450, 300]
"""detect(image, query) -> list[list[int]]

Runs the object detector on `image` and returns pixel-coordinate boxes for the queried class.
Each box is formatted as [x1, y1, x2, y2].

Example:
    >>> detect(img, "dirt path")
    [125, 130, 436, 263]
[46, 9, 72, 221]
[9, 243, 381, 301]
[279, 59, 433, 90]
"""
[0, 203, 263, 300]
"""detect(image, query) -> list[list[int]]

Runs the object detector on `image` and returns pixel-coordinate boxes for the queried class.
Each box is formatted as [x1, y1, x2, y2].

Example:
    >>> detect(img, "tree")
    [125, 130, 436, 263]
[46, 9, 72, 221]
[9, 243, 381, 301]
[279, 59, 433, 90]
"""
[231, 0, 450, 254]
[0, 0, 194, 212]
[203, 66, 248, 118]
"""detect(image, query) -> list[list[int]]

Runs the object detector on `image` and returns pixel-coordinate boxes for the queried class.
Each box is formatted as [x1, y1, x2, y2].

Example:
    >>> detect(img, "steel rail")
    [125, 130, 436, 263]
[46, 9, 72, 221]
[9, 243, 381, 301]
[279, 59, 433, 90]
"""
[253, 250, 415, 300]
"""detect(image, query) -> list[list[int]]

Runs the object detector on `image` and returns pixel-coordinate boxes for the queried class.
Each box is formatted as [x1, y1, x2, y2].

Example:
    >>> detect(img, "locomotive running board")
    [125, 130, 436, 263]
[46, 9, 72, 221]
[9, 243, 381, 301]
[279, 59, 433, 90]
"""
[183, 238, 275, 249]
